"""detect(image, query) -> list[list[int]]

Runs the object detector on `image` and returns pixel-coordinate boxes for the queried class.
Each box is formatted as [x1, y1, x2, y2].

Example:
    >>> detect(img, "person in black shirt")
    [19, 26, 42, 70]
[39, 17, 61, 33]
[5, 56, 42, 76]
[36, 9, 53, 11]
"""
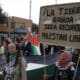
[72, 49, 80, 80]
[23, 38, 32, 56]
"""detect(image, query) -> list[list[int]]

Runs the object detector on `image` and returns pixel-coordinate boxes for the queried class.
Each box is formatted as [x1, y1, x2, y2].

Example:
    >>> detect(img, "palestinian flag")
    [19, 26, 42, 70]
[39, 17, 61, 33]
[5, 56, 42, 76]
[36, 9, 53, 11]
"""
[29, 35, 41, 55]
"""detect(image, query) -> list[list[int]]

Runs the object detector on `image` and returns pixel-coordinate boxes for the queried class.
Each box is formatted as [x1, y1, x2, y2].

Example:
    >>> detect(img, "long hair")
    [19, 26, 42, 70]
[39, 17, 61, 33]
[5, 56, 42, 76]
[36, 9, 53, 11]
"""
[7, 43, 20, 67]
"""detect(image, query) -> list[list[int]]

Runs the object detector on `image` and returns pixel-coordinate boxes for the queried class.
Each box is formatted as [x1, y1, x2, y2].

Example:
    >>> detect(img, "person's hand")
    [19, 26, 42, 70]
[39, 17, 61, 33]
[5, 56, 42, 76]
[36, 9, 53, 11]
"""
[25, 51, 28, 53]
[43, 73, 48, 80]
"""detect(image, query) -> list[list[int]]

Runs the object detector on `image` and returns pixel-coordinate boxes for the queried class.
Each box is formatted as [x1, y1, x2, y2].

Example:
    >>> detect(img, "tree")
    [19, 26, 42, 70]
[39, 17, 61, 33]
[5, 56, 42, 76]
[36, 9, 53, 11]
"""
[31, 23, 39, 34]
[0, 6, 8, 24]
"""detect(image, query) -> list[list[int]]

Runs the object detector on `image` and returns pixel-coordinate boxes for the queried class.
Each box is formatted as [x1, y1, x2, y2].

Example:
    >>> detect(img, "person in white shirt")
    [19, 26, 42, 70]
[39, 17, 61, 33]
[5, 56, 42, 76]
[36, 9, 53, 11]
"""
[0, 42, 5, 60]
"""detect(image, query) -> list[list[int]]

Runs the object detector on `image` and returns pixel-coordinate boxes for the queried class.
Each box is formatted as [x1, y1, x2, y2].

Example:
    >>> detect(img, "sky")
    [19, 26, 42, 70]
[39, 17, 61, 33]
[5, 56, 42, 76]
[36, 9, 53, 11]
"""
[0, 0, 80, 24]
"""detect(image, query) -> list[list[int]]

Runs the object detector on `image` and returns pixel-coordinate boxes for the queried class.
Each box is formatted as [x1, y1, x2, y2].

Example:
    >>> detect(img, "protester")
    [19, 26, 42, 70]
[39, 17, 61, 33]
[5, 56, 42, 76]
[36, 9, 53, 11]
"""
[0, 42, 6, 72]
[4, 40, 10, 60]
[44, 44, 49, 55]
[23, 37, 32, 56]
[3, 43, 20, 80]
[47, 51, 75, 80]
[72, 49, 80, 80]
[40, 43, 44, 55]
[72, 49, 80, 66]
[0, 42, 5, 59]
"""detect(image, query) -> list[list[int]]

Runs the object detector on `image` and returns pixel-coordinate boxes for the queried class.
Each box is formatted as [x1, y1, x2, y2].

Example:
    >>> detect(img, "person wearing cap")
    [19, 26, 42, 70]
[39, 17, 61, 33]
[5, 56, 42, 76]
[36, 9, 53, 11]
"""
[50, 51, 75, 80]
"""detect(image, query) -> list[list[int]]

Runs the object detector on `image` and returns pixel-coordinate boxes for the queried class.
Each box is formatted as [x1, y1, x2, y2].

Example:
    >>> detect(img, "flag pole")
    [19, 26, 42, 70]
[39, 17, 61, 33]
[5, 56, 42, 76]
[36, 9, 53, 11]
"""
[28, 0, 32, 33]
[25, 1, 32, 80]
[55, 0, 57, 5]
[43, 44, 47, 80]
[29, 0, 32, 20]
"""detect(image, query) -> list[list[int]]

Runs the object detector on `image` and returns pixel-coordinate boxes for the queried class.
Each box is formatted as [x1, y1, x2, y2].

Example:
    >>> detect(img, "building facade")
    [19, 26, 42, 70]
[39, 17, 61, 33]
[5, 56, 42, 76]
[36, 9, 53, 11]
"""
[0, 17, 32, 38]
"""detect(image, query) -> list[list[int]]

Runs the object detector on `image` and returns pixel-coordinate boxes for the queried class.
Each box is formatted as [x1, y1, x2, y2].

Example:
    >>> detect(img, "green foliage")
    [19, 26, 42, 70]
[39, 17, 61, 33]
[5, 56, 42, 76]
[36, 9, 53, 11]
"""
[0, 6, 8, 24]
[31, 23, 39, 34]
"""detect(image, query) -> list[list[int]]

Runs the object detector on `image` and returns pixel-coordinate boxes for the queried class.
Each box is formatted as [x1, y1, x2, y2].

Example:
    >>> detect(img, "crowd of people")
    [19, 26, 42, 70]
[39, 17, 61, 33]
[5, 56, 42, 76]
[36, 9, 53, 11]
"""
[0, 34, 30, 80]
[45, 48, 80, 80]
[0, 34, 80, 80]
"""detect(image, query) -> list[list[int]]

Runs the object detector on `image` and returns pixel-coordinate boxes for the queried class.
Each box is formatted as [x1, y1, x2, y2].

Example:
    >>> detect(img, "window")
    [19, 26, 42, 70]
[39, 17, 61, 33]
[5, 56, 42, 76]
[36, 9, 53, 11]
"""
[11, 22, 25, 29]
[11, 22, 15, 29]
[19, 23, 25, 29]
